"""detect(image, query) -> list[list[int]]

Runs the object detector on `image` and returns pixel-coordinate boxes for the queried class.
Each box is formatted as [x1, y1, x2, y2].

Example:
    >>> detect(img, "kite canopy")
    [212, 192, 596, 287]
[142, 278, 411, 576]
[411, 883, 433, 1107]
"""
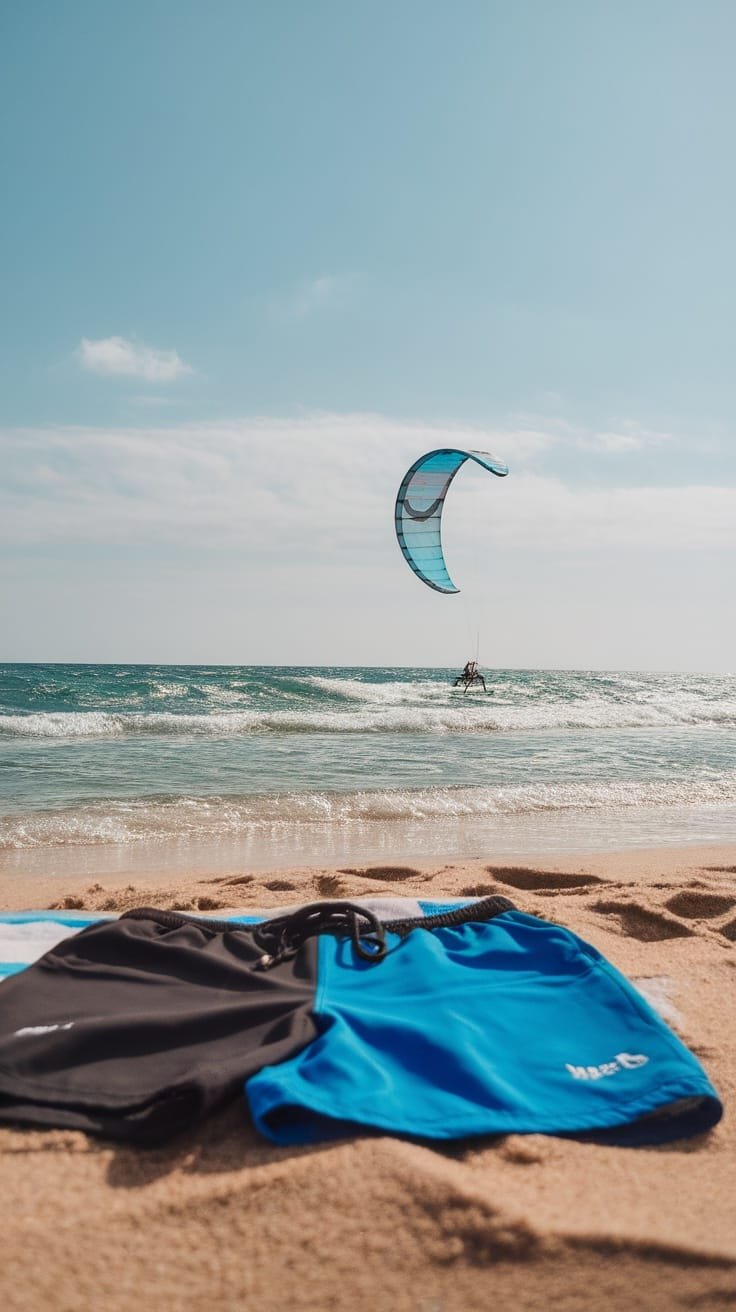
[394, 447, 508, 593]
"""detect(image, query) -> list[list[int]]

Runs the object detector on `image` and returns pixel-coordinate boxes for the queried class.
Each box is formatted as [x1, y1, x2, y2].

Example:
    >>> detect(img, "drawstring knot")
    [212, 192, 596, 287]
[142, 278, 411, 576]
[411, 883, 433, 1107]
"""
[253, 900, 388, 970]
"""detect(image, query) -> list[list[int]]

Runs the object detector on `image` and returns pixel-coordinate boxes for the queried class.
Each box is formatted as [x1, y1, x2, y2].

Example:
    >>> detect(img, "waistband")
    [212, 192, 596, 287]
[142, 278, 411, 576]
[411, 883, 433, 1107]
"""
[122, 895, 516, 969]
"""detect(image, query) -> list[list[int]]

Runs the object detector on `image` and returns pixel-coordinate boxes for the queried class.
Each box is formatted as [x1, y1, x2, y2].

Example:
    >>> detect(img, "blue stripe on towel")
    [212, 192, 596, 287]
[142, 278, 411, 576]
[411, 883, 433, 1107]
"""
[0, 900, 473, 981]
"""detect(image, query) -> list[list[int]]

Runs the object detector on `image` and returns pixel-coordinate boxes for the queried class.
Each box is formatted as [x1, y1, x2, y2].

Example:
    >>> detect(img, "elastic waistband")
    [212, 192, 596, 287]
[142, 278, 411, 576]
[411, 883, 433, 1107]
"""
[383, 895, 515, 935]
[122, 894, 516, 939]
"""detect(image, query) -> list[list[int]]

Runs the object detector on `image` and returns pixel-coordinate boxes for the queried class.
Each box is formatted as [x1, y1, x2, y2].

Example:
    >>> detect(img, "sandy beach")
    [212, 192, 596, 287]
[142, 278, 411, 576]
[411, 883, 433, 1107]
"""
[1, 842, 734, 1311]
[4, 0, 736, 1304]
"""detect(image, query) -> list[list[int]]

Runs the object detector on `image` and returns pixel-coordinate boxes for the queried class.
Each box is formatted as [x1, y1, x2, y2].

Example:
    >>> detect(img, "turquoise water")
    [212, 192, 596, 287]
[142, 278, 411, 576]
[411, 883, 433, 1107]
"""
[1, 664, 735, 878]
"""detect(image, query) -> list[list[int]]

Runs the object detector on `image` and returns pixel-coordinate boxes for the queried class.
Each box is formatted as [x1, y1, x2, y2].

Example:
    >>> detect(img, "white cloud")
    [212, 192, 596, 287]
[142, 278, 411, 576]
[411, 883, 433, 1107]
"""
[0, 414, 734, 556]
[483, 425, 558, 462]
[77, 336, 192, 383]
[2, 413, 734, 668]
[468, 474, 736, 550]
[579, 424, 673, 453]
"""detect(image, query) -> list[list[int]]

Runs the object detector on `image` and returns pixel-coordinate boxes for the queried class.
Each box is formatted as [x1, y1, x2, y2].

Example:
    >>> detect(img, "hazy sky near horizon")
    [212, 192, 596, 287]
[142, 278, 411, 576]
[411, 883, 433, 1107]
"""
[1, 1, 735, 669]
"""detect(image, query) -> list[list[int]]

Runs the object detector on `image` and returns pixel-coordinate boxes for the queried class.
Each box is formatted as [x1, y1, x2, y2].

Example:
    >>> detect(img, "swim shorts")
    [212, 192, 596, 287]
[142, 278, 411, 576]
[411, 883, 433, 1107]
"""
[0, 898, 723, 1147]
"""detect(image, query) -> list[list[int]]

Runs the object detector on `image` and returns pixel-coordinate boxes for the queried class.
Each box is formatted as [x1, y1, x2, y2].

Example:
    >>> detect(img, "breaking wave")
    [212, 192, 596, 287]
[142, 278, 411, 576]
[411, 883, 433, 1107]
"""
[3, 773, 736, 849]
[2, 694, 736, 740]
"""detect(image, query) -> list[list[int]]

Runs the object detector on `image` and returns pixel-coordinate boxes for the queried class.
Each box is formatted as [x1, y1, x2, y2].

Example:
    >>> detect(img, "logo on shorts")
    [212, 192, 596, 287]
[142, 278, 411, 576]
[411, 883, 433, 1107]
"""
[13, 1022, 75, 1038]
[565, 1052, 649, 1081]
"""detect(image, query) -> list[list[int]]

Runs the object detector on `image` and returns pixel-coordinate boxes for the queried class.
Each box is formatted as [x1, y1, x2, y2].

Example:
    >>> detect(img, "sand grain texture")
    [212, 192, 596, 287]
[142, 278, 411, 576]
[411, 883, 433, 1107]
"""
[1, 844, 735, 1311]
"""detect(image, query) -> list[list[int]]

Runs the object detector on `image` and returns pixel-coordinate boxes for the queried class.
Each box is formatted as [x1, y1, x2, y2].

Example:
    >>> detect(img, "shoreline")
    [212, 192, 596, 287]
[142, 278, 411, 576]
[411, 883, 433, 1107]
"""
[3, 818, 736, 900]
[2, 839, 735, 914]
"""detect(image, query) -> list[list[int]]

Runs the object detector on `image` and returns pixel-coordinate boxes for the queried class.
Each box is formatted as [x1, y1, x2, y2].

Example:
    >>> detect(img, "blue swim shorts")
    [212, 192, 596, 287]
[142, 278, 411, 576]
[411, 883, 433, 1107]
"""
[0, 897, 722, 1147]
[245, 897, 722, 1147]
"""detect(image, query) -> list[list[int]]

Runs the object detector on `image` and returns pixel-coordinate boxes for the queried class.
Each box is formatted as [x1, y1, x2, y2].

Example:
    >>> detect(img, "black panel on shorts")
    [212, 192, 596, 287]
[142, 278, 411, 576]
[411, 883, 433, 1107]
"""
[0, 909, 319, 1144]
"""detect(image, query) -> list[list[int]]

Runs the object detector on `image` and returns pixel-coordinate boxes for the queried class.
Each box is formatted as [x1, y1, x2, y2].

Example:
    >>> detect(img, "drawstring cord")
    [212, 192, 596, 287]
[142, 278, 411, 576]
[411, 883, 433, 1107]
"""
[253, 900, 388, 970]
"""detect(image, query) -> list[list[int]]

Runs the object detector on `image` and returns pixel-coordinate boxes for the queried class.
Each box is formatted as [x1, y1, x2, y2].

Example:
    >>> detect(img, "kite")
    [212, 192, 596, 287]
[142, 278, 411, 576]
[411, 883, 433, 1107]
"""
[394, 448, 508, 593]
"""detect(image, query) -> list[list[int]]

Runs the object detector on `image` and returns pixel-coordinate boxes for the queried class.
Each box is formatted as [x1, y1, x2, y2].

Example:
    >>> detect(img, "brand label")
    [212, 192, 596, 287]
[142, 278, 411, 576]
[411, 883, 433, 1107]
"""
[13, 1022, 75, 1038]
[565, 1051, 649, 1080]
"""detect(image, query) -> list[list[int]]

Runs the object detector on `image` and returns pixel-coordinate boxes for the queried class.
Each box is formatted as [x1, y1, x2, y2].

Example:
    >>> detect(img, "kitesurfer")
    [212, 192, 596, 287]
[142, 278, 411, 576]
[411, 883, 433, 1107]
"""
[454, 660, 488, 692]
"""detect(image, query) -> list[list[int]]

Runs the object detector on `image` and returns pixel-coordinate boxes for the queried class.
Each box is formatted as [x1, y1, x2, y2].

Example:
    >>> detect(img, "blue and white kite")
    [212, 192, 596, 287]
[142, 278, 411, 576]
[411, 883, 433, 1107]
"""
[394, 447, 509, 593]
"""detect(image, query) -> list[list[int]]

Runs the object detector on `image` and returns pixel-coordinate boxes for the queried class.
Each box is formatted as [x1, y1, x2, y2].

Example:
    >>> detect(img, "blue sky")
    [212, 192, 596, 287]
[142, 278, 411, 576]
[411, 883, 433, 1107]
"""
[1, 1, 734, 667]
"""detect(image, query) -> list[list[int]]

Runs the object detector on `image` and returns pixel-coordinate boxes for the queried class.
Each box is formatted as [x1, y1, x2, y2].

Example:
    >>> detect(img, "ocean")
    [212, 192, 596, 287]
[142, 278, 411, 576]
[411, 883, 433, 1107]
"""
[1, 663, 735, 883]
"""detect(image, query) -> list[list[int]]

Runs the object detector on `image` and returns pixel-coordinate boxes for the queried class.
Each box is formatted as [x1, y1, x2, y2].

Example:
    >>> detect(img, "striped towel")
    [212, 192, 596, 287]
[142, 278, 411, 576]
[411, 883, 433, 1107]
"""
[0, 899, 470, 982]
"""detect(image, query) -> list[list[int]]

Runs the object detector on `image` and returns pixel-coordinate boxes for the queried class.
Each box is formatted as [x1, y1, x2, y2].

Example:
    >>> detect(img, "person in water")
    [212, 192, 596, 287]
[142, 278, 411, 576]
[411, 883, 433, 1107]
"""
[455, 660, 489, 693]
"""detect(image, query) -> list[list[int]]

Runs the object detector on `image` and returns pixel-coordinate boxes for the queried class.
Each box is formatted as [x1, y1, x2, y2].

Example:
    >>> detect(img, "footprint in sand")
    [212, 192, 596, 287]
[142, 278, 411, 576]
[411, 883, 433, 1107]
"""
[592, 900, 695, 941]
[659, 888, 736, 944]
[263, 879, 297, 892]
[314, 874, 346, 897]
[664, 891, 735, 919]
[486, 866, 604, 893]
[170, 895, 228, 912]
[201, 874, 255, 887]
[48, 895, 86, 910]
[338, 865, 423, 882]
